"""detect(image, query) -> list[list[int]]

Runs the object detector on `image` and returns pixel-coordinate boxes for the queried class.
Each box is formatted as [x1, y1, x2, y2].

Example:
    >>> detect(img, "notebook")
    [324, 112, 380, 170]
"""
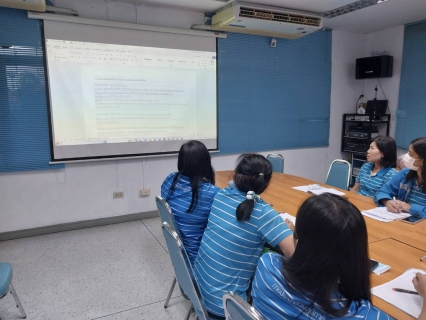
[361, 206, 410, 222]
[293, 185, 345, 197]
[372, 268, 426, 318]
[279, 212, 296, 225]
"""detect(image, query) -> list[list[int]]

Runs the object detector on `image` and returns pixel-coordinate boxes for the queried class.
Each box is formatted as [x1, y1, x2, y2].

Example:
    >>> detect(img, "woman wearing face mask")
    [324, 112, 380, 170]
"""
[351, 136, 397, 198]
[375, 137, 426, 217]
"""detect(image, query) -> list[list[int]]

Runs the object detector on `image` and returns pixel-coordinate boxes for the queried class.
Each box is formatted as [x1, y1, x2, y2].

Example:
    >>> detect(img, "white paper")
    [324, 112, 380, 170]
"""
[361, 206, 410, 222]
[372, 268, 426, 318]
[279, 212, 296, 225]
[292, 185, 345, 196]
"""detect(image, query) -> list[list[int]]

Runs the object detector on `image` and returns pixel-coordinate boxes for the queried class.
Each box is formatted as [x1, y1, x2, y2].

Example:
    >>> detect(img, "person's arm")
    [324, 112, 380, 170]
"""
[351, 181, 360, 193]
[413, 273, 426, 320]
[408, 204, 426, 218]
[277, 234, 295, 258]
[258, 206, 294, 258]
[374, 170, 406, 206]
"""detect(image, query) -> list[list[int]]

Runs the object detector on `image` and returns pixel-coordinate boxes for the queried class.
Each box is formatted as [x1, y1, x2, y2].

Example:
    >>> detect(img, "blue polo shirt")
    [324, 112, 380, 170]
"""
[161, 172, 219, 265]
[407, 181, 426, 208]
[252, 252, 393, 320]
[356, 162, 397, 198]
[375, 168, 426, 218]
[193, 184, 293, 317]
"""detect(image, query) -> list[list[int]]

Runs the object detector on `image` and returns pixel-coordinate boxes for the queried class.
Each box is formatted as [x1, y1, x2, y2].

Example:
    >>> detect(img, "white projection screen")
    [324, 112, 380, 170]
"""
[43, 20, 218, 161]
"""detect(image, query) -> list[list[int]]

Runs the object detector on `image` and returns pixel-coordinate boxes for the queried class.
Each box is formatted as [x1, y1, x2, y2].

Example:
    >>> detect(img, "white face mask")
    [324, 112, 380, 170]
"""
[402, 153, 420, 171]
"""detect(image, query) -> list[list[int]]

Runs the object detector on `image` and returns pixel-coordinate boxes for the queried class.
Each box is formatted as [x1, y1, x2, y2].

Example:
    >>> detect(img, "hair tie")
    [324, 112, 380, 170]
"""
[259, 173, 264, 176]
[246, 191, 260, 201]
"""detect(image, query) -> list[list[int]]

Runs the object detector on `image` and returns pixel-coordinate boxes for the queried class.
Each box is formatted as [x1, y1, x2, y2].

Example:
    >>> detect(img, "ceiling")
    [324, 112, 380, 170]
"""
[114, 0, 426, 34]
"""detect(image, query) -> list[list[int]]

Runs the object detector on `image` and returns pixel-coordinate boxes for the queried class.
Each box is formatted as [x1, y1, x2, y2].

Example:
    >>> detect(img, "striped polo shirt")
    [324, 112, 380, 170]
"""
[193, 184, 292, 317]
[252, 252, 392, 320]
[356, 162, 397, 198]
[407, 181, 426, 207]
[161, 173, 219, 265]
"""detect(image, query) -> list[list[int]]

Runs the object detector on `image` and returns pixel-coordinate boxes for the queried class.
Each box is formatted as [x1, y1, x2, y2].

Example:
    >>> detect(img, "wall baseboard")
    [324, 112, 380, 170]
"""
[0, 211, 159, 242]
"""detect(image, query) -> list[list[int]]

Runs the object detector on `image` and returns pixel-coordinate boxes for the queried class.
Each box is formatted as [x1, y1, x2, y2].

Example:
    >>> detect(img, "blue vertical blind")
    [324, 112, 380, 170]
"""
[0, 8, 62, 172]
[218, 31, 331, 154]
[396, 22, 426, 149]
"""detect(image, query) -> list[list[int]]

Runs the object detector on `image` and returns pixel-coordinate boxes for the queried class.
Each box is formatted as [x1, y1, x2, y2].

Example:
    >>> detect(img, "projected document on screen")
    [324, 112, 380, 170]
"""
[45, 38, 217, 160]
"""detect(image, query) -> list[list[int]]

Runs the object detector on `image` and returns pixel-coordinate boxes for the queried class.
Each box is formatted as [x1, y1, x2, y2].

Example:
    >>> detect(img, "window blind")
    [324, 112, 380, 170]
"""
[396, 21, 426, 149]
[217, 31, 331, 154]
[0, 8, 63, 172]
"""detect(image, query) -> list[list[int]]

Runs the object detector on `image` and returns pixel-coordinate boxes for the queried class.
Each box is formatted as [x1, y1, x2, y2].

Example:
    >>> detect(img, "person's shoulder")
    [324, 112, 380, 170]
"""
[165, 172, 176, 179]
[213, 187, 234, 201]
[162, 172, 177, 184]
[201, 181, 220, 193]
[385, 167, 398, 175]
[259, 252, 283, 269]
[350, 299, 391, 319]
[361, 162, 374, 170]
[395, 167, 410, 178]
[400, 167, 410, 174]
[253, 201, 277, 217]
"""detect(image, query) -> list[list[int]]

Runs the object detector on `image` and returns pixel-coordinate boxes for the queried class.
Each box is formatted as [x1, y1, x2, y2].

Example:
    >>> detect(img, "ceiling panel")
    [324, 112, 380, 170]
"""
[117, 0, 356, 14]
[111, 0, 426, 34]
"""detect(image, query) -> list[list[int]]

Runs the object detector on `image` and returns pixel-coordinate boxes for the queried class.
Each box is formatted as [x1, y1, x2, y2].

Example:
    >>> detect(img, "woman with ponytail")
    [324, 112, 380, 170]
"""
[193, 153, 294, 318]
[161, 140, 219, 265]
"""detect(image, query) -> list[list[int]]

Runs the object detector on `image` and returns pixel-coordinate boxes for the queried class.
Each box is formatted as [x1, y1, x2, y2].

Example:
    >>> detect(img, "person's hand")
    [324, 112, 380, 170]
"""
[383, 199, 402, 213]
[413, 272, 426, 298]
[395, 200, 411, 212]
[285, 219, 295, 232]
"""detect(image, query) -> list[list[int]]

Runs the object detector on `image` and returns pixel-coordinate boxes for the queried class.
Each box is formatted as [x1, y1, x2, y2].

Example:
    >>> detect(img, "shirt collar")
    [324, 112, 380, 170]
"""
[366, 162, 390, 177]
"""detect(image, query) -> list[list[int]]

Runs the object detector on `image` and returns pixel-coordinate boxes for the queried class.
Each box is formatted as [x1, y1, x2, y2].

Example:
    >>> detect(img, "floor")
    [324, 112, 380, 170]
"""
[0, 217, 192, 320]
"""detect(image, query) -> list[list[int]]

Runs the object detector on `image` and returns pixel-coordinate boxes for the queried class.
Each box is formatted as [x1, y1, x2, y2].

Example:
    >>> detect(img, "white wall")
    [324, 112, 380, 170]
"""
[328, 31, 366, 165]
[0, 0, 400, 233]
[362, 26, 405, 138]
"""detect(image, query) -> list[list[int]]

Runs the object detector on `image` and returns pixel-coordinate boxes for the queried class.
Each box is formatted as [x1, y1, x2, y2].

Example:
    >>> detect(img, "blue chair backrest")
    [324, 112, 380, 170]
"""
[162, 222, 210, 320]
[156, 196, 182, 238]
[325, 159, 351, 190]
[0, 263, 13, 297]
[266, 154, 284, 173]
[223, 292, 264, 320]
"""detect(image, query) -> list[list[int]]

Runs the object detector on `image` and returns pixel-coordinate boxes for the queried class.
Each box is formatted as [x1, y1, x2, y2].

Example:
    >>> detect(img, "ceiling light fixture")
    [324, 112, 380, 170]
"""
[318, 0, 389, 18]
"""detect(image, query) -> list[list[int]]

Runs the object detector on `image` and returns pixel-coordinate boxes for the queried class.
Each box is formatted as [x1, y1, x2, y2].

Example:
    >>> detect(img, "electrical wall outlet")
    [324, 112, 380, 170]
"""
[113, 191, 124, 199]
[140, 188, 150, 196]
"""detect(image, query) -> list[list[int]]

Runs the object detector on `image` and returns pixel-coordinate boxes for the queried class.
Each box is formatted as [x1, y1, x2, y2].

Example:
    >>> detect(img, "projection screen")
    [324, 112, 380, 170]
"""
[43, 20, 218, 161]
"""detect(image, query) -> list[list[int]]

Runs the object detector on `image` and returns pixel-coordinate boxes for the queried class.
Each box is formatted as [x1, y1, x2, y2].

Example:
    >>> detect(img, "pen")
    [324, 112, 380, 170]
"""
[421, 255, 426, 261]
[392, 288, 419, 295]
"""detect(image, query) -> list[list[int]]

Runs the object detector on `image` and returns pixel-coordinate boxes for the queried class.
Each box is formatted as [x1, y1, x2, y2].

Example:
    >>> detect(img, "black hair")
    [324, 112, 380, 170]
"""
[406, 137, 426, 193]
[282, 193, 371, 317]
[234, 153, 272, 221]
[371, 136, 397, 168]
[167, 140, 215, 212]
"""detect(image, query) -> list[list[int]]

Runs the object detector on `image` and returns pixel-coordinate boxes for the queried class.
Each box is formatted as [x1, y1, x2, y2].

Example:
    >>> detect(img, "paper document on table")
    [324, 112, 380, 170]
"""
[361, 206, 410, 222]
[279, 212, 296, 225]
[293, 185, 345, 196]
[372, 268, 426, 318]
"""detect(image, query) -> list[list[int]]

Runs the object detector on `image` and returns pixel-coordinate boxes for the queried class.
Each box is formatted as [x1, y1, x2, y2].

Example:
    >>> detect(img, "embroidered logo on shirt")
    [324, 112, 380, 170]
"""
[399, 183, 411, 193]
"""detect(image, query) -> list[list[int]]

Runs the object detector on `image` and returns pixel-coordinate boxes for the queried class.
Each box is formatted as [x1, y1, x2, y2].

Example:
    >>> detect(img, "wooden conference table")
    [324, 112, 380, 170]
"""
[216, 171, 426, 319]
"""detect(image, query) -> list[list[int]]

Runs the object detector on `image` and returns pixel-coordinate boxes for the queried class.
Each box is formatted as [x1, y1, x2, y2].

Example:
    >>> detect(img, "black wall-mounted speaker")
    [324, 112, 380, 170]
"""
[356, 55, 393, 79]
